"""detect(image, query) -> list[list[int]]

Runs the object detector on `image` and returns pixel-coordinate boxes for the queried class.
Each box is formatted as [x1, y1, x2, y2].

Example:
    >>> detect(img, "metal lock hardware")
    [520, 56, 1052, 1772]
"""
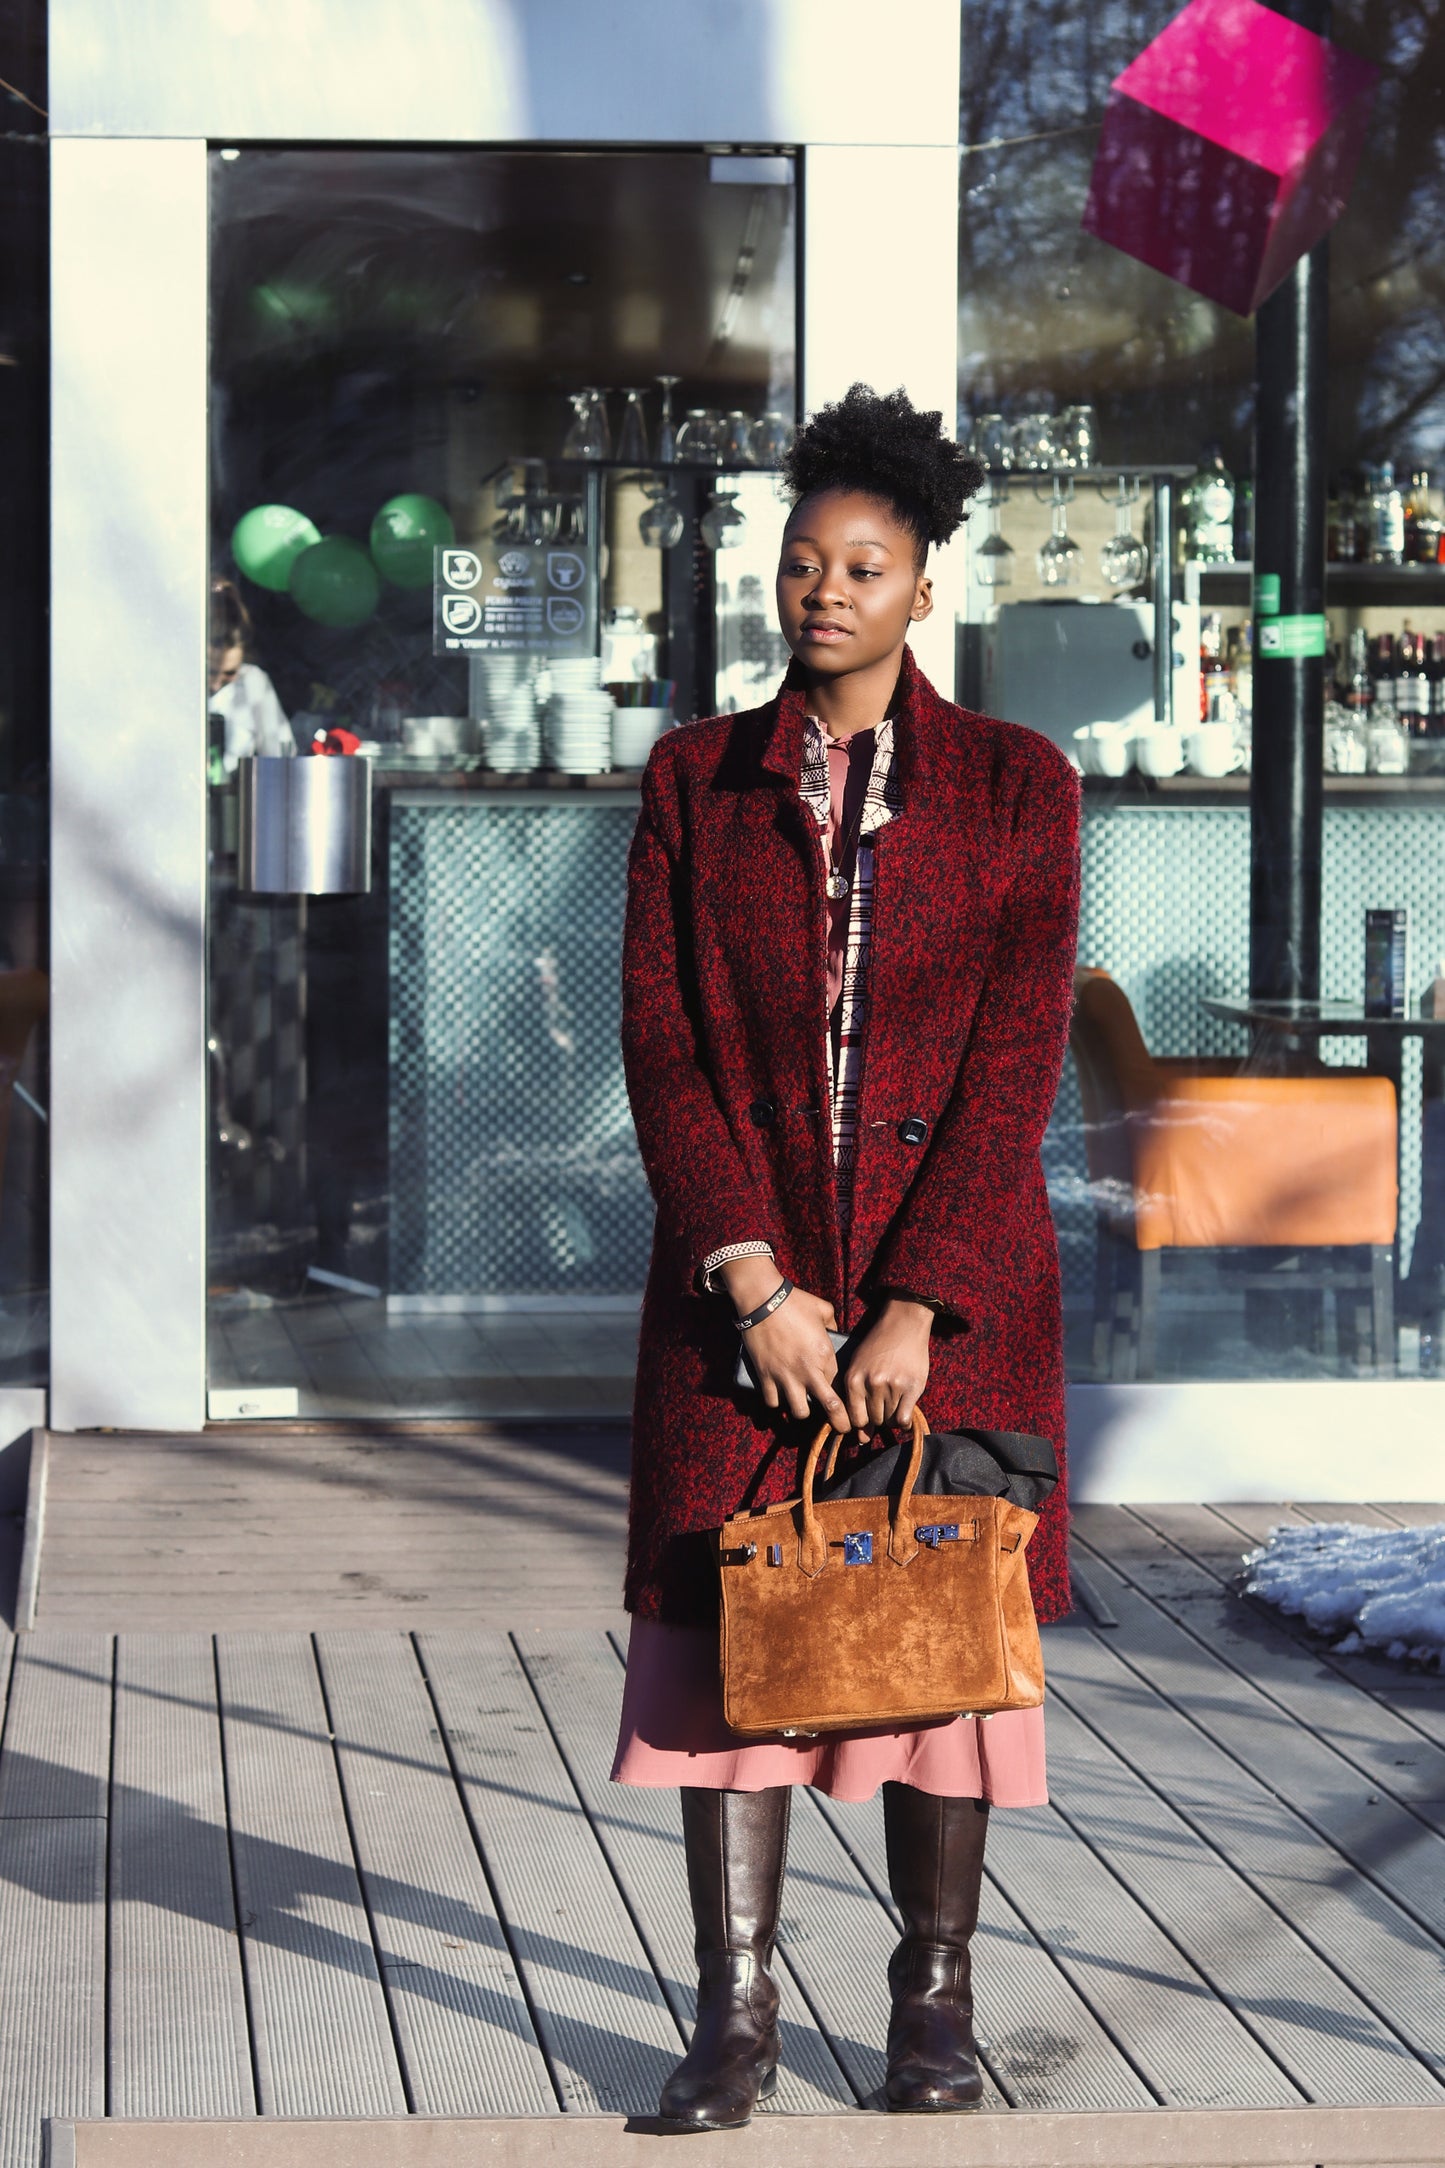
[842, 1531, 873, 1566]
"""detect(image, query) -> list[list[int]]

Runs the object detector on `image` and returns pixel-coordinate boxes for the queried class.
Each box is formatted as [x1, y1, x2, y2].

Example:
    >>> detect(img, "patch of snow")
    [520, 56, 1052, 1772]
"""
[1243, 1521, 1445, 1669]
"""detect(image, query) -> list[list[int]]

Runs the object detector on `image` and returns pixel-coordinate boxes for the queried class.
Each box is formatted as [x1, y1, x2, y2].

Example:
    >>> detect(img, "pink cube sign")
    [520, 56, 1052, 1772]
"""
[1082, 0, 1377, 317]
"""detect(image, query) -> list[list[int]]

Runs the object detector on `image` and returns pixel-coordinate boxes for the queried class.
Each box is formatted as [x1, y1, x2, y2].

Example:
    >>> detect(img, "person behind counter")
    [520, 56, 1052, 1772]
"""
[208, 577, 297, 773]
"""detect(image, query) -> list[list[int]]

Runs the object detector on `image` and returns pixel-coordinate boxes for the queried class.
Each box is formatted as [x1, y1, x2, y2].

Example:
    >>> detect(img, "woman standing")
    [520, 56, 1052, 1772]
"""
[615, 385, 1080, 2126]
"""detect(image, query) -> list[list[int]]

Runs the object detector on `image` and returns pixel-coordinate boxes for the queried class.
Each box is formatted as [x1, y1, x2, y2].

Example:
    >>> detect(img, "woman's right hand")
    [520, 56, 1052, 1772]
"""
[719, 1257, 851, 1431]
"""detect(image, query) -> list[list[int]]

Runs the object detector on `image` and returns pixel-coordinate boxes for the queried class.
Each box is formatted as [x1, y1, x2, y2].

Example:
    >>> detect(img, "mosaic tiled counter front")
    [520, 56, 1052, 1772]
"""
[388, 789, 651, 1305]
[387, 786, 1445, 1319]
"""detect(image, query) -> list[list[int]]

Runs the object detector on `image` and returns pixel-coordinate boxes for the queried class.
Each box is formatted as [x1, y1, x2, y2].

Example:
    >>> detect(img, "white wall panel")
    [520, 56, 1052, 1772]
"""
[50, 140, 208, 1431]
[801, 143, 963, 692]
[1070, 1382, 1445, 1501]
[50, 0, 960, 151]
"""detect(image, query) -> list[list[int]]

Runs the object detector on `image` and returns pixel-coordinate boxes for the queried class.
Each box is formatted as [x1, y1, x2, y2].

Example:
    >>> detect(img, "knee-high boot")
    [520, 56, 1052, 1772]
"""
[657, 1785, 791, 2130]
[882, 1780, 988, 2113]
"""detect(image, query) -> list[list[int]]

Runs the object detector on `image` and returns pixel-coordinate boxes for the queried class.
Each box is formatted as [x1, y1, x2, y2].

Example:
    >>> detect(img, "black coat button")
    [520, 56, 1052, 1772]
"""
[898, 1115, 929, 1146]
[750, 1097, 777, 1127]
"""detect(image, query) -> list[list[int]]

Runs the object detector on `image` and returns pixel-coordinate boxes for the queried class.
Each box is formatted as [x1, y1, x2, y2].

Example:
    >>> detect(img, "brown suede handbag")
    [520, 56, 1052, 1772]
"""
[717, 1406, 1048, 1739]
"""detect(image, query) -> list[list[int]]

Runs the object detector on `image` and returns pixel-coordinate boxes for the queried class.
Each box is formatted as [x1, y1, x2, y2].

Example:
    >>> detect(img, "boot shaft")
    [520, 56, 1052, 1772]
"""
[680, 1785, 792, 1965]
[882, 1781, 989, 1952]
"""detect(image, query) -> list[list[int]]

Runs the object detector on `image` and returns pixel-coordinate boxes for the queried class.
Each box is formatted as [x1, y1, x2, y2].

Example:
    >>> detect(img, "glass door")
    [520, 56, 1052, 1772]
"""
[205, 146, 797, 1418]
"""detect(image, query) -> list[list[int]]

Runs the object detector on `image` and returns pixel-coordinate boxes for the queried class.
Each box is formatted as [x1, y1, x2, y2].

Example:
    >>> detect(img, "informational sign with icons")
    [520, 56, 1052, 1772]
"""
[432, 534, 597, 656]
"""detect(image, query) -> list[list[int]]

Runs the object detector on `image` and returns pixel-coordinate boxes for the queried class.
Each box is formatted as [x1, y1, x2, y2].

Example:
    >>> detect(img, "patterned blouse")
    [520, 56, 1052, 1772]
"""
[799, 712, 900, 1230]
[699, 712, 899, 1290]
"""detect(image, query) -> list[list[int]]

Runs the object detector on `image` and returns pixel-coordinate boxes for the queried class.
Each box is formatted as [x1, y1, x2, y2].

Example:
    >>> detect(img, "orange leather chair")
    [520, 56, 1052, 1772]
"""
[1070, 968, 1398, 1378]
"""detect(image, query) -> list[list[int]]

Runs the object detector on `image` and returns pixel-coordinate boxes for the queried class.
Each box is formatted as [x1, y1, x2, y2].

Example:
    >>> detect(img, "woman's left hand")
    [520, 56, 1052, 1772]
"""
[838, 1296, 933, 1433]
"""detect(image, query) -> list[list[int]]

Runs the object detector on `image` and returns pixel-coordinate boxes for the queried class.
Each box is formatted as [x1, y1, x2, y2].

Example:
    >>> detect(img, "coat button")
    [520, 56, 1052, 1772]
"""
[750, 1097, 777, 1127]
[898, 1115, 929, 1146]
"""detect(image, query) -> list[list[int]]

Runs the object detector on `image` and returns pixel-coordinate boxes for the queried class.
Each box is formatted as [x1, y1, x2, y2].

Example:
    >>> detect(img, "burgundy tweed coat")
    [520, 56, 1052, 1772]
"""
[620, 647, 1081, 1630]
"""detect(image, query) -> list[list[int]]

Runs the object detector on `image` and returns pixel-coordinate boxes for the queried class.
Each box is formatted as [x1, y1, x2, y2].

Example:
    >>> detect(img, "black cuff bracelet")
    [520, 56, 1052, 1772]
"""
[735, 1278, 794, 1332]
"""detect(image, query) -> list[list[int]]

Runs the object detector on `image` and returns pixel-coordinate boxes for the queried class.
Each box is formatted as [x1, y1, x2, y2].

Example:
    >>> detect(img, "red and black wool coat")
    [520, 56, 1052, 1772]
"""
[620, 647, 1081, 1630]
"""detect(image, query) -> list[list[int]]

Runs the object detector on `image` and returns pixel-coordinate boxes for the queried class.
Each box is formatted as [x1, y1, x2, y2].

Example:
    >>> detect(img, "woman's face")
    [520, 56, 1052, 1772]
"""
[775, 488, 932, 681]
[209, 641, 244, 697]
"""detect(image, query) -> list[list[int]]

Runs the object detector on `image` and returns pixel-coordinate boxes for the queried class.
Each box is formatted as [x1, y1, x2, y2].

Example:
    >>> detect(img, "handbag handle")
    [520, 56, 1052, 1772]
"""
[798, 1406, 928, 1576]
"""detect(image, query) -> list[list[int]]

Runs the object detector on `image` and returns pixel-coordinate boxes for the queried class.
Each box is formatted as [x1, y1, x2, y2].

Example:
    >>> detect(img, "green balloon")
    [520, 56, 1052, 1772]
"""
[369, 492, 455, 589]
[288, 537, 380, 628]
[232, 503, 321, 592]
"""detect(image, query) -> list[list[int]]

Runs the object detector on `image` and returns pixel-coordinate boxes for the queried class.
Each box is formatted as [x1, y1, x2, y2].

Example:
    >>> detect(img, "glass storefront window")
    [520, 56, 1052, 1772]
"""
[959, 0, 1445, 1384]
[206, 147, 796, 1417]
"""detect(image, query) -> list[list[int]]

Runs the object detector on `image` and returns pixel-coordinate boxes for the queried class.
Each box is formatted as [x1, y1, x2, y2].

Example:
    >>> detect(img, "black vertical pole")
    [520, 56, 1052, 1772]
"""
[1250, 0, 1330, 1004]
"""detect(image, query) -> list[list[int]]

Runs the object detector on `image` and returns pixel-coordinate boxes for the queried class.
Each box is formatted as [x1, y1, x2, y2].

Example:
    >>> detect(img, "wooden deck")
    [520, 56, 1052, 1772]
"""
[5, 1434, 1445, 2163]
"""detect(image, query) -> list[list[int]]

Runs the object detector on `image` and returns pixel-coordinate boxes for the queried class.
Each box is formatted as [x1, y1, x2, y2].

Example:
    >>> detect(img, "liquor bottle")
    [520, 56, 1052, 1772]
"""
[1199, 611, 1228, 719]
[1182, 450, 1236, 564]
[1367, 461, 1406, 565]
[1343, 627, 1374, 715]
[1328, 482, 1362, 564]
[1227, 621, 1253, 720]
[1233, 477, 1254, 565]
[1396, 628, 1431, 738]
[1370, 631, 1399, 716]
[1428, 633, 1445, 739]
[1405, 471, 1443, 563]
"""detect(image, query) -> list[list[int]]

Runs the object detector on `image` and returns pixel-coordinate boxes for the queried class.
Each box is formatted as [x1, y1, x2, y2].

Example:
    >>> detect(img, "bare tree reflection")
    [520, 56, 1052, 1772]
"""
[959, 0, 1445, 475]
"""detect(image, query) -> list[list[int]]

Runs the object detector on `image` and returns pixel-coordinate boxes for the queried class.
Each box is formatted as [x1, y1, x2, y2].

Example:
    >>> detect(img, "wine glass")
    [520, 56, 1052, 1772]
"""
[638, 475, 685, 549]
[751, 410, 794, 466]
[673, 408, 705, 463]
[1012, 412, 1053, 472]
[1036, 479, 1082, 587]
[562, 388, 610, 461]
[975, 413, 1011, 471]
[1063, 403, 1099, 470]
[561, 393, 592, 461]
[972, 481, 1014, 588]
[617, 388, 650, 467]
[655, 375, 680, 465]
[1100, 475, 1149, 589]
[722, 411, 755, 466]
[700, 489, 747, 549]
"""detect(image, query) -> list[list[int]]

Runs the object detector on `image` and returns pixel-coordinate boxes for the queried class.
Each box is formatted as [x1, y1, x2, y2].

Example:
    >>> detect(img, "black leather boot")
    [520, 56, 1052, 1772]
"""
[882, 1781, 988, 2112]
[657, 1785, 791, 2129]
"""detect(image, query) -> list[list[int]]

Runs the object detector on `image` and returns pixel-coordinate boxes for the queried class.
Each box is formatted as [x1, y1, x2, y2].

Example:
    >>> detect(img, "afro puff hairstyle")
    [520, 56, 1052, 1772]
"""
[779, 383, 985, 564]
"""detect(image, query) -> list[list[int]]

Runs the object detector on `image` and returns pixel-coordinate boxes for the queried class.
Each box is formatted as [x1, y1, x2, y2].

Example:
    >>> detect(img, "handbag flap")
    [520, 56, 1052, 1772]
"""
[813, 1427, 1058, 1513]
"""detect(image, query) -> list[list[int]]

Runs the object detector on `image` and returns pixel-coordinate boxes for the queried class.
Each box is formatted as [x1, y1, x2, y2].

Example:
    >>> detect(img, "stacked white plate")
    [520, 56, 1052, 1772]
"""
[545, 657, 613, 773]
[483, 681, 541, 772]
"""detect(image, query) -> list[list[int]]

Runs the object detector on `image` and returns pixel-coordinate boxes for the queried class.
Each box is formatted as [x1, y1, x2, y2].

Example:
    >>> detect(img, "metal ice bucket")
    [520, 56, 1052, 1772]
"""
[237, 755, 372, 895]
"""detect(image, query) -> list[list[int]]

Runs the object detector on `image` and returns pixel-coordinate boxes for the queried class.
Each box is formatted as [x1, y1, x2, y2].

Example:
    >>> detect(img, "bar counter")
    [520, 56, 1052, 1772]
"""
[372, 763, 1445, 1312]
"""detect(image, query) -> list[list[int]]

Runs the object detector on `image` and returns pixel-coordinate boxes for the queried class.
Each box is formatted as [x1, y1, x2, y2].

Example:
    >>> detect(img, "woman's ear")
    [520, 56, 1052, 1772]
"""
[910, 573, 935, 624]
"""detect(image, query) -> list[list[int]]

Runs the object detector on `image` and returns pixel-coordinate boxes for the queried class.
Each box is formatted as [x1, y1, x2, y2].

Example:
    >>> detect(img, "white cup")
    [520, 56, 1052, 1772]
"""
[1133, 724, 1185, 777]
[1183, 721, 1244, 777]
[1072, 722, 1134, 778]
[402, 714, 471, 757]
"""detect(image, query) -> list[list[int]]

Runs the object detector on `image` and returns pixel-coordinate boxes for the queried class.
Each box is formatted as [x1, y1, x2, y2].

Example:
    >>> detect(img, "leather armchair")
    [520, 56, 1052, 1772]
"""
[1069, 968, 1397, 1378]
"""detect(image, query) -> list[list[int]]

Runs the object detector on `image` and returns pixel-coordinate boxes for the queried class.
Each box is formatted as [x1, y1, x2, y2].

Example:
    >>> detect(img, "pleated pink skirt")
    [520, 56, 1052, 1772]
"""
[610, 1618, 1048, 1805]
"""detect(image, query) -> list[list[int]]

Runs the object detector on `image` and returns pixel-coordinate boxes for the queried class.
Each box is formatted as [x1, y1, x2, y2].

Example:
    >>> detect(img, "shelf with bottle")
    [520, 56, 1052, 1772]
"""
[1325, 623, 1445, 778]
[1329, 463, 1445, 569]
[1186, 559, 1445, 607]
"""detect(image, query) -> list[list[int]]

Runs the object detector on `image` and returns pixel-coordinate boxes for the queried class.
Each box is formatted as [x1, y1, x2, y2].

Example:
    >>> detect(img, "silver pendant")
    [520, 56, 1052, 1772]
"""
[825, 870, 850, 900]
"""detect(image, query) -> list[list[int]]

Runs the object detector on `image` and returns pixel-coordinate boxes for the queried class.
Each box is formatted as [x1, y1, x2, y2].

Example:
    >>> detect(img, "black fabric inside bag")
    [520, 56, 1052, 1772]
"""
[812, 1427, 1059, 1514]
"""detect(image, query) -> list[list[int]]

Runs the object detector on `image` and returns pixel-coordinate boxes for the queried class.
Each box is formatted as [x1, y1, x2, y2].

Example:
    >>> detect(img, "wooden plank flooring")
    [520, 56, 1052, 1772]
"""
[29, 1428, 631, 1632]
[1, 1494, 1442, 2167]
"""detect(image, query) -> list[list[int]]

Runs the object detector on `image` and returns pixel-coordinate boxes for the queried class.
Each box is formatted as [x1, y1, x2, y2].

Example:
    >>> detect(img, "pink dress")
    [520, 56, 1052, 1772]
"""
[611, 717, 1048, 1805]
